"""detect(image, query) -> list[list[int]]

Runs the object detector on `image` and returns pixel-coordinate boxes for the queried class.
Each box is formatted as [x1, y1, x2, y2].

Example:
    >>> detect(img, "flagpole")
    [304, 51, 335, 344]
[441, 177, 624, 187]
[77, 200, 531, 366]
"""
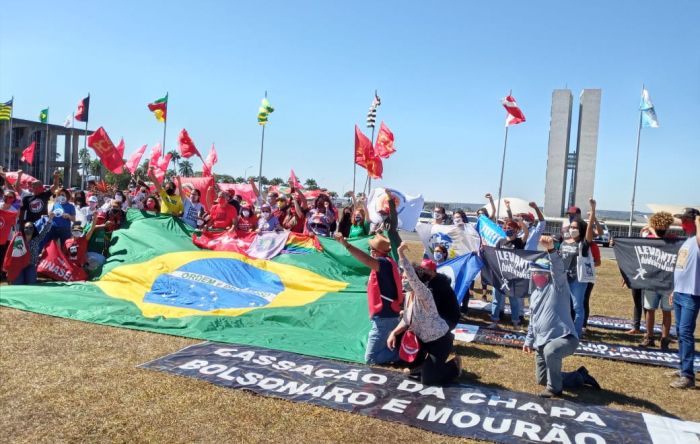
[366, 124, 376, 196]
[257, 91, 268, 195]
[68, 112, 74, 187]
[628, 84, 645, 236]
[44, 108, 50, 184]
[162, 92, 168, 150]
[7, 96, 14, 169]
[495, 125, 509, 220]
[82, 93, 89, 191]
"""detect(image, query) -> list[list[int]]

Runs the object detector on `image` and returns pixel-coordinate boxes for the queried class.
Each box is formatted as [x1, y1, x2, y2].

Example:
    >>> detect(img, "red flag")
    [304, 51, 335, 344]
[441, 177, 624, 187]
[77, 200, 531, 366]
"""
[125, 144, 147, 174]
[37, 240, 87, 282]
[149, 143, 162, 166]
[87, 127, 125, 173]
[0, 209, 18, 244]
[374, 121, 396, 159]
[502, 95, 526, 126]
[354, 125, 372, 167]
[177, 176, 215, 210]
[202, 144, 218, 177]
[178, 128, 201, 159]
[2, 233, 30, 283]
[4, 171, 38, 189]
[289, 169, 302, 189]
[75, 96, 90, 122]
[20, 142, 36, 165]
[217, 183, 257, 204]
[116, 138, 125, 158]
[158, 152, 172, 173]
[366, 156, 383, 179]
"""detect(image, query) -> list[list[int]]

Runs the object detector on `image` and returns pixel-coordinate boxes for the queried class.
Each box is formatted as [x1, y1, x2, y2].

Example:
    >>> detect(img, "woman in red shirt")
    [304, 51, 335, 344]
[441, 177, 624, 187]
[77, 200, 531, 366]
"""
[237, 202, 258, 233]
[206, 191, 238, 231]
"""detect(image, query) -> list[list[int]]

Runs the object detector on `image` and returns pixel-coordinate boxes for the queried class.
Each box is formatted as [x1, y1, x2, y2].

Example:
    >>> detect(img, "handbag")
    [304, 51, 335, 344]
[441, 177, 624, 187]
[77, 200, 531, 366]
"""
[576, 241, 596, 283]
[399, 330, 420, 363]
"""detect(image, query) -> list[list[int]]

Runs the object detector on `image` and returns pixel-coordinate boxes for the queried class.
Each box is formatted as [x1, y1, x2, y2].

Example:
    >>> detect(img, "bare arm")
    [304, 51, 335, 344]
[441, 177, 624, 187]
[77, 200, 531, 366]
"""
[486, 193, 496, 221]
[249, 178, 260, 201]
[529, 201, 545, 222]
[148, 167, 163, 193]
[50, 171, 60, 194]
[85, 223, 104, 242]
[520, 221, 529, 246]
[505, 199, 513, 220]
[334, 232, 379, 271]
[175, 176, 185, 201]
[586, 198, 596, 243]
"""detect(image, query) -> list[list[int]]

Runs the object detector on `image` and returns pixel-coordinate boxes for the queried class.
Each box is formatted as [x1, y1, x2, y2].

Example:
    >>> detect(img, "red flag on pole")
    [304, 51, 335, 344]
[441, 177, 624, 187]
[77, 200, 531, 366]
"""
[116, 138, 125, 158]
[366, 156, 383, 179]
[149, 143, 162, 166]
[20, 142, 36, 165]
[125, 144, 148, 174]
[75, 96, 90, 122]
[289, 169, 302, 189]
[87, 127, 125, 173]
[202, 144, 218, 177]
[374, 121, 396, 159]
[178, 128, 201, 159]
[354, 125, 372, 168]
[502, 95, 526, 126]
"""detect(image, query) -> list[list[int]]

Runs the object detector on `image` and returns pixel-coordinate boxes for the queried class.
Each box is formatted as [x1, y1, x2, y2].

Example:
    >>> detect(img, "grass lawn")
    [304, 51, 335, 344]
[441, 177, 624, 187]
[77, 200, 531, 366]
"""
[1, 247, 698, 443]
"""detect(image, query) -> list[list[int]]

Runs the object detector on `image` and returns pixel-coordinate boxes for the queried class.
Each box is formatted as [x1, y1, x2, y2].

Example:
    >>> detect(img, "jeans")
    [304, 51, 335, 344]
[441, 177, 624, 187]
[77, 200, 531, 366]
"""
[365, 316, 400, 364]
[631, 288, 644, 330]
[11, 264, 38, 285]
[568, 279, 588, 337]
[583, 283, 594, 327]
[490, 287, 522, 325]
[43, 226, 72, 250]
[535, 334, 579, 393]
[673, 292, 700, 379]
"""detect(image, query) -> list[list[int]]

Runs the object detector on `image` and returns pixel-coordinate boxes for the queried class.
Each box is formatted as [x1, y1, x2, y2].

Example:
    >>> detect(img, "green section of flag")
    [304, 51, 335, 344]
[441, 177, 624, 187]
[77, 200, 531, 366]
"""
[39, 108, 49, 123]
[0, 99, 12, 121]
[257, 97, 274, 125]
[153, 95, 168, 104]
[0, 210, 371, 362]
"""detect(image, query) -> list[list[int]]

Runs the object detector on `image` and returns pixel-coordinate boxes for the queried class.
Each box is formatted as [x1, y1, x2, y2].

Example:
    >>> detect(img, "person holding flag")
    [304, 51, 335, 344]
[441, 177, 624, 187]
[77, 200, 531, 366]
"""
[3, 212, 55, 285]
[148, 167, 182, 217]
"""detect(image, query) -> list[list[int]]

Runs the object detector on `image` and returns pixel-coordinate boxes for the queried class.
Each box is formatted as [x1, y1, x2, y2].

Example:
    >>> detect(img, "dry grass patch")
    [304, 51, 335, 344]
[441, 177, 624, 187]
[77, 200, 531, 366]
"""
[1, 250, 699, 443]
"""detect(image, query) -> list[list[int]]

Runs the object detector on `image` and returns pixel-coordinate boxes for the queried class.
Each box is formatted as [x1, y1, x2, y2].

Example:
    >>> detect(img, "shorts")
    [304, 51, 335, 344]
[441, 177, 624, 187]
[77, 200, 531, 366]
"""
[643, 290, 672, 311]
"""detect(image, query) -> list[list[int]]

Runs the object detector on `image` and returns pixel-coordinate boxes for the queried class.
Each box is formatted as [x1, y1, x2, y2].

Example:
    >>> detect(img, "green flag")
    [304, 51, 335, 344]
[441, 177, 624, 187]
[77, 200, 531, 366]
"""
[257, 97, 274, 125]
[0, 211, 372, 362]
[39, 108, 49, 123]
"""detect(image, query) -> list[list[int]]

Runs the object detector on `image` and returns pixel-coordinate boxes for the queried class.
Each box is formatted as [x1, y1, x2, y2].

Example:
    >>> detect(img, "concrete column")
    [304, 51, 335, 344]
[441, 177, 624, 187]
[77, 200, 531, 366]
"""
[543, 89, 573, 217]
[573, 89, 602, 211]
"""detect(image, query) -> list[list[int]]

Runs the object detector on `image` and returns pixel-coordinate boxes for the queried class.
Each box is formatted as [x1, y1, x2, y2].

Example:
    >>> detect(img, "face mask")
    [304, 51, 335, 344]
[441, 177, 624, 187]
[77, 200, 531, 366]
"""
[72, 230, 83, 238]
[505, 229, 515, 237]
[146, 201, 156, 210]
[434, 251, 444, 261]
[569, 228, 580, 239]
[241, 210, 251, 218]
[401, 279, 411, 293]
[262, 211, 271, 219]
[682, 220, 695, 235]
[433, 212, 443, 220]
[191, 194, 200, 202]
[166, 188, 176, 196]
[57, 195, 67, 204]
[114, 195, 123, 203]
[532, 274, 550, 289]
[354, 215, 362, 223]
[454, 217, 463, 225]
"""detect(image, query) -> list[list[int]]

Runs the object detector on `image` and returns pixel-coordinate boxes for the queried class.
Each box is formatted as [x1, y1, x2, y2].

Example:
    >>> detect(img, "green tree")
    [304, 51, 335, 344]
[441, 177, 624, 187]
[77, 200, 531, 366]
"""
[166, 169, 177, 180]
[167, 150, 181, 172]
[89, 159, 102, 176]
[234, 176, 245, 183]
[269, 177, 285, 186]
[304, 178, 319, 190]
[178, 159, 194, 177]
[104, 169, 132, 190]
[215, 174, 235, 183]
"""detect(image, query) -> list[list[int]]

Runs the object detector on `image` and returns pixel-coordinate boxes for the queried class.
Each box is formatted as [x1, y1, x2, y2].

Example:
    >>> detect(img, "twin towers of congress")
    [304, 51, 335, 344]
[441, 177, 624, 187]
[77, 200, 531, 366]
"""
[544, 89, 602, 218]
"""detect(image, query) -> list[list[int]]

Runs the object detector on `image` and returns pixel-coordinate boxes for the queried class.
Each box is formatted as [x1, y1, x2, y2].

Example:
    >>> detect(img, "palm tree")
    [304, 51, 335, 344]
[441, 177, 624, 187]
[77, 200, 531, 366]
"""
[178, 159, 194, 177]
[304, 178, 319, 190]
[269, 177, 285, 186]
[168, 150, 181, 173]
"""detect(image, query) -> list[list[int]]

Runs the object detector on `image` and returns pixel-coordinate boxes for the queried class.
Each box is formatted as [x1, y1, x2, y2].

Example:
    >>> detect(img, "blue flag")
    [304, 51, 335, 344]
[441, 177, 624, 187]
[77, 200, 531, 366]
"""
[476, 214, 506, 247]
[640, 89, 659, 128]
[437, 252, 484, 303]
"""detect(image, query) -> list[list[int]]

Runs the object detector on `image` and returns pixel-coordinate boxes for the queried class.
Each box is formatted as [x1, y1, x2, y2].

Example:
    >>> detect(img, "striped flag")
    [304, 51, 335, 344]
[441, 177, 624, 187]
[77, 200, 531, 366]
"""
[502, 95, 526, 126]
[640, 88, 659, 128]
[366, 92, 381, 128]
[0, 99, 12, 121]
[148, 94, 168, 122]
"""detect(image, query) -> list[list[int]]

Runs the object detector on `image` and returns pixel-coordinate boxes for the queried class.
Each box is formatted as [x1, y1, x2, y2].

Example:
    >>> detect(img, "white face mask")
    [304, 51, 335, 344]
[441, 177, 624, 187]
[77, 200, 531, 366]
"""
[569, 228, 580, 239]
[89, 202, 97, 208]
[57, 195, 67, 204]
[72, 230, 83, 238]
[454, 217, 463, 225]
[262, 211, 271, 219]
[241, 210, 251, 218]
[434, 251, 444, 261]
[114, 195, 123, 203]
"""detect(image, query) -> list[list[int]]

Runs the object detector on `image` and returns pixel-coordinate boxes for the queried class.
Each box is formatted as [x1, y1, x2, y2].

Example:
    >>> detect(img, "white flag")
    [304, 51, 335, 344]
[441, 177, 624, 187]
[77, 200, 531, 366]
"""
[367, 187, 424, 231]
[63, 114, 73, 128]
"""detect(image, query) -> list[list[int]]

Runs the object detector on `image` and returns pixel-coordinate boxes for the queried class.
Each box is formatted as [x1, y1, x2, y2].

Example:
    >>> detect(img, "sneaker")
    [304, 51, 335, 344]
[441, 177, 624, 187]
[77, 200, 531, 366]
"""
[639, 336, 656, 348]
[660, 337, 672, 351]
[538, 389, 562, 398]
[624, 328, 642, 335]
[670, 376, 695, 389]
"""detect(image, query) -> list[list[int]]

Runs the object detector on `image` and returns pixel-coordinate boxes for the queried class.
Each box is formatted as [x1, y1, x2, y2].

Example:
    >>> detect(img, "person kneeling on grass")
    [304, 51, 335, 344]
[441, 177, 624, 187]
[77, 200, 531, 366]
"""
[523, 236, 600, 398]
[334, 232, 403, 365]
[387, 243, 461, 386]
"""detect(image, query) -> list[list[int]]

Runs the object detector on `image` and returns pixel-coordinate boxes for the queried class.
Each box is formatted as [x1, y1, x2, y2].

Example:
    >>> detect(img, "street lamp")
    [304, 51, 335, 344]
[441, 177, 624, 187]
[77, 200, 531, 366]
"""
[243, 165, 253, 181]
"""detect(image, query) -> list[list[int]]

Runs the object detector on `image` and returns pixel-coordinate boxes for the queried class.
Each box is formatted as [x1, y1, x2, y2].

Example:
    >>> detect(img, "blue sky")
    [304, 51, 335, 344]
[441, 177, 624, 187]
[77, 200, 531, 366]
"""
[1, 1, 698, 211]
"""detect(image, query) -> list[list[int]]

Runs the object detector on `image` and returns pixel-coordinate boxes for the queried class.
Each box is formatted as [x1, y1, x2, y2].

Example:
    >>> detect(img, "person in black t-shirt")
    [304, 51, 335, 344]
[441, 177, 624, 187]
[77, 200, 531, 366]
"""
[418, 259, 461, 330]
[20, 174, 59, 226]
[490, 220, 528, 330]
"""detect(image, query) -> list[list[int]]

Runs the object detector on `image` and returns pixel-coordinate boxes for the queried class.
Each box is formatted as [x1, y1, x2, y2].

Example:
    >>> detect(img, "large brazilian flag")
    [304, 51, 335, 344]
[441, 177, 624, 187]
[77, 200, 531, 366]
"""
[0, 211, 372, 362]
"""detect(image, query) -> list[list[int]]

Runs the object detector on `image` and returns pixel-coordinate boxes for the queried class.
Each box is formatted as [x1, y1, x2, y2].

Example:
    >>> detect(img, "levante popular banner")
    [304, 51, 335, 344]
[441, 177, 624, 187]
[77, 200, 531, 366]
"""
[613, 237, 686, 291]
[0, 210, 373, 362]
[141, 342, 700, 443]
[481, 247, 546, 298]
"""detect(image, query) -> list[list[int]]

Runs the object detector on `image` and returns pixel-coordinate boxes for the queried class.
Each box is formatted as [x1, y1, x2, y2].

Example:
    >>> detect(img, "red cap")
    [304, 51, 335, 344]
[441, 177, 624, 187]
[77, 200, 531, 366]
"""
[420, 259, 437, 272]
[566, 206, 581, 214]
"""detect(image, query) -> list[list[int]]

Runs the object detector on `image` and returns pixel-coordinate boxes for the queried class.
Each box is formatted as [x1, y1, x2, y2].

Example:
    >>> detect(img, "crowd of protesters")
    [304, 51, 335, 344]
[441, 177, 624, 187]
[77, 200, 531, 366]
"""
[1, 166, 698, 391]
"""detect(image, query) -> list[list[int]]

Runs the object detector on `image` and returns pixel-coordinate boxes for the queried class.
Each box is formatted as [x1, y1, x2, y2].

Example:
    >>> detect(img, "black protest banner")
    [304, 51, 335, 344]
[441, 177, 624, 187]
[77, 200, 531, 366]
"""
[481, 247, 546, 298]
[141, 342, 697, 443]
[467, 300, 675, 337]
[613, 237, 685, 291]
[455, 324, 698, 370]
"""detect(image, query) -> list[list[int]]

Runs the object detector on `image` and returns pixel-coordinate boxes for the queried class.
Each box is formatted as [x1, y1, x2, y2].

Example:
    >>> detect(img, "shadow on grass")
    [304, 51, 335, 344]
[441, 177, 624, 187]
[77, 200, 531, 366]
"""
[454, 344, 500, 360]
[562, 388, 680, 419]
